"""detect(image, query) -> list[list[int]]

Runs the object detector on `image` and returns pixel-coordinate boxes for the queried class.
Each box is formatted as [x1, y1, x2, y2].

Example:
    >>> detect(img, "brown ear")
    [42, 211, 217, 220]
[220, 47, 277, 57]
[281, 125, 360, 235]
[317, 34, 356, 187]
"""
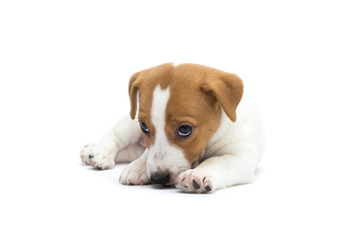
[201, 72, 244, 122]
[128, 71, 143, 119]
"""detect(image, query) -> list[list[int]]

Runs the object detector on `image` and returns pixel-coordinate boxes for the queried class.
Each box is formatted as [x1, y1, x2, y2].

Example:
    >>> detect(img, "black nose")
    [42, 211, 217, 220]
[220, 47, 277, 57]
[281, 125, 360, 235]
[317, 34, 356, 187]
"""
[150, 172, 170, 184]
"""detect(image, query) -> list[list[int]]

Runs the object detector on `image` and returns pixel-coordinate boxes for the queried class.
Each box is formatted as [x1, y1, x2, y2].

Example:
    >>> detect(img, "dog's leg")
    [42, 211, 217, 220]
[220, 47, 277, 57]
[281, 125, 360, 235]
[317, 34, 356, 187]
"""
[114, 140, 146, 163]
[80, 115, 144, 170]
[119, 149, 150, 185]
[176, 149, 258, 193]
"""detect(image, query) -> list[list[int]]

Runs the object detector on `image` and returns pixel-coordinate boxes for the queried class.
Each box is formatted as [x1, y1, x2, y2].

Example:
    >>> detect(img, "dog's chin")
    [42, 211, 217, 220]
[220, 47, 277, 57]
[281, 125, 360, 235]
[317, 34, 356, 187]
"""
[162, 175, 179, 187]
[162, 182, 175, 187]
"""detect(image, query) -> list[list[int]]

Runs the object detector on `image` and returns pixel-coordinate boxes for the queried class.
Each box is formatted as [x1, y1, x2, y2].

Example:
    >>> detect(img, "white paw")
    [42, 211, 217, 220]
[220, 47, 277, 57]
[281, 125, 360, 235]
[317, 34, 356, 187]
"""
[80, 144, 96, 165]
[80, 144, 115, 170]
[176, 169, 215, 193]
[119, 160, 150, 185]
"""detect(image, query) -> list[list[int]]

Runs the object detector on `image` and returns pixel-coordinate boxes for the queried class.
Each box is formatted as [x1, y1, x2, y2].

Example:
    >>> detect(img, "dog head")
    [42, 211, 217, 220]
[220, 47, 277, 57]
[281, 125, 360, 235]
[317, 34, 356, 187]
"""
[128, 63, 243, 184]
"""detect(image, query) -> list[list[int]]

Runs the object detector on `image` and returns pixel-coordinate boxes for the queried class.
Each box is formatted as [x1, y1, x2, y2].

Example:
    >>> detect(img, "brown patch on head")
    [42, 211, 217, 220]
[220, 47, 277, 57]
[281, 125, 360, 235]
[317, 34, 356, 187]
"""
[128, 63, 174, 147]
[128, 63, 244, 163]
[165, 64, 243, 163]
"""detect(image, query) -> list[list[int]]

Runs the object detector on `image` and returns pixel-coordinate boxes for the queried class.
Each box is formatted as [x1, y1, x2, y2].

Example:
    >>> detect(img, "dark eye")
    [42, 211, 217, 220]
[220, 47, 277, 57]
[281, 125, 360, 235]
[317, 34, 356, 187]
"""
[178, 125, 192, 137]
[141, 122, 150, 134]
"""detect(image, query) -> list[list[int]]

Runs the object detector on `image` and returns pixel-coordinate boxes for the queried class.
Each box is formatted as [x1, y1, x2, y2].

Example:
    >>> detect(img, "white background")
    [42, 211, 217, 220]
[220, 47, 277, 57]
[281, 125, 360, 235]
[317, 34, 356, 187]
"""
[1, 0, 359, 239]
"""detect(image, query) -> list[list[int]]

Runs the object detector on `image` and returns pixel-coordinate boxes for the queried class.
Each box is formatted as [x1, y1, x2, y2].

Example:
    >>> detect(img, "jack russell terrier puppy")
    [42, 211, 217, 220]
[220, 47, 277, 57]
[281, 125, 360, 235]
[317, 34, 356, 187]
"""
[80, 63, 265, 193]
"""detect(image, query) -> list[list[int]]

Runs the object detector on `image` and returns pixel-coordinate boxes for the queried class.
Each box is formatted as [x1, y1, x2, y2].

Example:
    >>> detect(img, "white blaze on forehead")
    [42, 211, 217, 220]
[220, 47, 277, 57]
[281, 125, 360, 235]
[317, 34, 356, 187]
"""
[147, 85, 190, 179]
[172, 62, 180, 67]
[150, 85, 170, 131]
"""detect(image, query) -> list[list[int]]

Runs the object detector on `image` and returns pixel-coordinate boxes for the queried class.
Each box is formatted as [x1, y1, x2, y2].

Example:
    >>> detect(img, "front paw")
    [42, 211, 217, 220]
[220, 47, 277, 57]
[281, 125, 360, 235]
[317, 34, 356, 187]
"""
[80, 144, 96, 165]
[119, 160, 150, 185]
[80, 144, 115, 170]
[176, 169, 215, 193]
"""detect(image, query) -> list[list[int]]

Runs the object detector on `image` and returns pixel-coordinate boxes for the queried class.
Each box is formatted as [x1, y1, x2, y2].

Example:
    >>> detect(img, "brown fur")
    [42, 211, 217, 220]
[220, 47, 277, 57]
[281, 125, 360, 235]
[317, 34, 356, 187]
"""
[128, 63, 244, 163]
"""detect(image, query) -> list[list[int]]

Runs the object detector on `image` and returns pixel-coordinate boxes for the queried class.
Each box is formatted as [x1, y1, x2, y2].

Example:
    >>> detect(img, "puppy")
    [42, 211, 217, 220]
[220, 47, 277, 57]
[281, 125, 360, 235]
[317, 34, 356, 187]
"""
[80, 63, 264, 193]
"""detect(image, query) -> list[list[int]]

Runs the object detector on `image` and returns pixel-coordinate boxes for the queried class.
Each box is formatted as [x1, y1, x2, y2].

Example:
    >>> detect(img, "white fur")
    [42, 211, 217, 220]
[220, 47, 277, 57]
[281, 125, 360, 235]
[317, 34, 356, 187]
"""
[119, 149, 149, 185]
[81, 82, 264, 193]
[146, 86, 191, 182]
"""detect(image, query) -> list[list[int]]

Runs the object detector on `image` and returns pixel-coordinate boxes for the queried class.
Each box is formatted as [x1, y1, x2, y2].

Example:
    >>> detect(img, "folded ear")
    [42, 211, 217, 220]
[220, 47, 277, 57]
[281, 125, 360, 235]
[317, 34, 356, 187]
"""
[201, 72, 244, 122]
[128, 71, 143, 119]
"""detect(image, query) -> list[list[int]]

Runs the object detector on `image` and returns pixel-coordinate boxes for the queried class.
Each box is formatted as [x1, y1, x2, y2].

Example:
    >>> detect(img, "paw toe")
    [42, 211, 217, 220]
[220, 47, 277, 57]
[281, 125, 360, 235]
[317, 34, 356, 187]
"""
[176, 170, 214, 193]
[192, 180, 200, 189]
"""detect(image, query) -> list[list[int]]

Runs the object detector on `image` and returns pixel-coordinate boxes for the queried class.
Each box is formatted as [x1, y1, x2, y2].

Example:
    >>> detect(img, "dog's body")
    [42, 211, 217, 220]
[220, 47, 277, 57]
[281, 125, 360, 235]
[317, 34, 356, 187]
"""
[81, 63, 264, 193]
